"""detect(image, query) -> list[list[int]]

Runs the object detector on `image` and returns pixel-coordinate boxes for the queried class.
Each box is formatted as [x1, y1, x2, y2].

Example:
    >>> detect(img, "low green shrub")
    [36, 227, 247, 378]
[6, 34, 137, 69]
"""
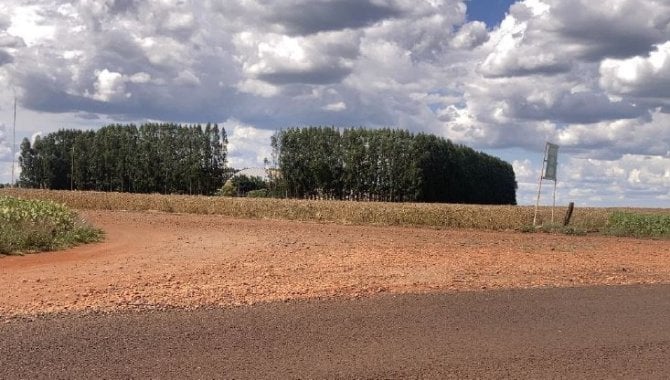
[0, 195, 103, 254]
[607, 212, 670, 238]
[247, 189, 269, 198]
[217, 180, 236, 197]
[216, 175, 268, 197]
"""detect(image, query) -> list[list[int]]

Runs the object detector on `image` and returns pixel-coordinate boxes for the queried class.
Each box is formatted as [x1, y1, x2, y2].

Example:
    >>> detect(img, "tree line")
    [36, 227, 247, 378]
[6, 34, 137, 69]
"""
[275, 127, 517, 204]
[19, 123, 227, 195]
[18, 123, 516, 204]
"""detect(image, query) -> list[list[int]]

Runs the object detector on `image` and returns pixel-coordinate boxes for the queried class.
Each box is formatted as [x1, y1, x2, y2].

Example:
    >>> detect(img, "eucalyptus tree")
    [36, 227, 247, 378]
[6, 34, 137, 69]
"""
[275, 126, 517, 204]
[19, 123, 229, 195]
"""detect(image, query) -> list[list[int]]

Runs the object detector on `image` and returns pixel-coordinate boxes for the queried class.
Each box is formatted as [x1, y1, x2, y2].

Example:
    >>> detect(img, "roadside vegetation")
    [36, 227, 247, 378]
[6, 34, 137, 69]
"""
[5, 188, 669, 238]
[607, 212, 670, 238]
[0, 195, 103, 255]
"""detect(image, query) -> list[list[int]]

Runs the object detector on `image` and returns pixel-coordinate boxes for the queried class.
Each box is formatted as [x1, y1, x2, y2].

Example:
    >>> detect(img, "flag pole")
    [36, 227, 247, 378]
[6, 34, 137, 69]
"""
[552, 178, 557, 224]
[533, 143, 548, 227]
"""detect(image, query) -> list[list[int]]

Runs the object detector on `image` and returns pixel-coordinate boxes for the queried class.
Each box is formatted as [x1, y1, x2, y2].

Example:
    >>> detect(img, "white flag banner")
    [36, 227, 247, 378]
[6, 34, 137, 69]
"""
[543, 143, 559, 181]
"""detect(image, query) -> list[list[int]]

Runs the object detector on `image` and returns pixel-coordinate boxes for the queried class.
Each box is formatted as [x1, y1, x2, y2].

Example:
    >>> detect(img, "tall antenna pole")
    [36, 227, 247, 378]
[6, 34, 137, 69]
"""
[533, 143, 548, 227]
[11, 93, 16, 187]
[71, 145, 75, 191]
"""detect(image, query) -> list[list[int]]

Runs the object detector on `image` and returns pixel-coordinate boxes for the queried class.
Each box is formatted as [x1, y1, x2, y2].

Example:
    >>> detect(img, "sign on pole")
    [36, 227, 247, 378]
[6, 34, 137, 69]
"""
[543, 143, 559, 181]
[533, 142, 559, 227]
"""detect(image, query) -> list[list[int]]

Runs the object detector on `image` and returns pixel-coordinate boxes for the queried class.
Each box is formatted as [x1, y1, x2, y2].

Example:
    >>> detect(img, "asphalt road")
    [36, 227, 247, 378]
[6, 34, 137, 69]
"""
[2, 285, 670, 379]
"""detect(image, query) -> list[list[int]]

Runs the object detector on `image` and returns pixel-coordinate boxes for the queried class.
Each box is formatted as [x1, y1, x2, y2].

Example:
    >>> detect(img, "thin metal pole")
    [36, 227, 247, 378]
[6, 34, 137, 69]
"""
[552, 179, 557, 224]
[533, 143, 548, 227]
[11, 95, 16, 187]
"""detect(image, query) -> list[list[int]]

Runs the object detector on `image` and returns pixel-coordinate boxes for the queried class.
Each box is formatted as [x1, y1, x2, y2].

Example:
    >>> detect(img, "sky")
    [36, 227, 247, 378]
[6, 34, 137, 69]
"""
[0, 0, 669, 207]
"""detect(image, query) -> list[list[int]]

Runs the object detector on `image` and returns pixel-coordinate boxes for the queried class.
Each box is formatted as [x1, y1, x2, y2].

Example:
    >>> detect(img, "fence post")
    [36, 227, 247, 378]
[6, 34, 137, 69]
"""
[563, 202, 574, 226]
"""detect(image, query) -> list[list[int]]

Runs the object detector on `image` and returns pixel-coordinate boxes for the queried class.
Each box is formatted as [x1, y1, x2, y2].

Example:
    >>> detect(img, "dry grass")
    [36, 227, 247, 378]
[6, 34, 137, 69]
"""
[2, 188, 667, 232]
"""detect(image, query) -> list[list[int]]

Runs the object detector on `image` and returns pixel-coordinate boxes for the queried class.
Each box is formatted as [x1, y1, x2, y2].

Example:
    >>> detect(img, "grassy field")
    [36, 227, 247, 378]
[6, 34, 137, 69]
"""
[3, 188, 668, 235]
[0, 195, 103, 254]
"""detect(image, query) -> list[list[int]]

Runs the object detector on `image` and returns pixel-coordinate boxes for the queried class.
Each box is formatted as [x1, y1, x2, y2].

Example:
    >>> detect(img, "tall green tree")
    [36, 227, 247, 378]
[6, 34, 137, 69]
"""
[275, 127, 517, 204]
[19, 123, 229, 195]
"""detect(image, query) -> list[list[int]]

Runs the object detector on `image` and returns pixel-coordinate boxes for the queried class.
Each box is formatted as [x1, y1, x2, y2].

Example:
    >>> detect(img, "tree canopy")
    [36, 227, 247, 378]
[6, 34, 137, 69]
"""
[19, 123, 516, 204]
[19, 123, 228, 195]
[275, 127, 517, 204]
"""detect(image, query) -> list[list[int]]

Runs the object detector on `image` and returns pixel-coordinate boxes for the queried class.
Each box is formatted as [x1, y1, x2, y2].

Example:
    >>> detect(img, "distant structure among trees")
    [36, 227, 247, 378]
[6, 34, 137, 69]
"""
[18, 124, 516, 204]
[275, 127, 517, 205]
[19, 123, 227, 195]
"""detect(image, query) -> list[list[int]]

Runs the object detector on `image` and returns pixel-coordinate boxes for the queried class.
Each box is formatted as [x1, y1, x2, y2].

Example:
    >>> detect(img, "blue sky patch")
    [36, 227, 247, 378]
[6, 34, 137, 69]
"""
[466, 0, 517, 27]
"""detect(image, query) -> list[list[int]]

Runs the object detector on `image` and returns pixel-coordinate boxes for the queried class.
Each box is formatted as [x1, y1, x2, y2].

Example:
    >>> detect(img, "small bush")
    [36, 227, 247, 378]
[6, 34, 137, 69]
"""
[607, 212, 670, 238]
[217, 175, 268, 197]
[247, 189, 269, 198]
[0, 195, 103, 254]
[217, 180, 236, 197]
[519, 224, 536, 233]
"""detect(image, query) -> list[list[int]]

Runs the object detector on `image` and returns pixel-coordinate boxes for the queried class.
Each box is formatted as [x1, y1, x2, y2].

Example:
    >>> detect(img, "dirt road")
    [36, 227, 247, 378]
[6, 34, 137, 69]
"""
[2, 285, 670, 379]
[2, 210, 670, 317]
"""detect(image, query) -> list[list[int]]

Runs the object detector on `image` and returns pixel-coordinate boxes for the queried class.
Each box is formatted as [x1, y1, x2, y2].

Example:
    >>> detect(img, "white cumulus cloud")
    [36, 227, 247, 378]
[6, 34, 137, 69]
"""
[0, 0, 669, 205]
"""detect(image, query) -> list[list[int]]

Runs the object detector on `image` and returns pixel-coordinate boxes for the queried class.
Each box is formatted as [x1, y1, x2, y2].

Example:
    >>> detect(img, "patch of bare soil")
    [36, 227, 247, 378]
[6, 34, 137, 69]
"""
[2, 210, 670, 317]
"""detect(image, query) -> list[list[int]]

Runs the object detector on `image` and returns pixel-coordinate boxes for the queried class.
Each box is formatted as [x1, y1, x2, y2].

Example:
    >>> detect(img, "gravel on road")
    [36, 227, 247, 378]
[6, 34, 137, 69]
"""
[2, 285, 670, 379]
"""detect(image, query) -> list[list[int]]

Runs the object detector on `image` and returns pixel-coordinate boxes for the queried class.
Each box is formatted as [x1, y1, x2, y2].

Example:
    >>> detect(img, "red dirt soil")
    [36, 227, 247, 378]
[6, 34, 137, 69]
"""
[2, 210, 670, 317]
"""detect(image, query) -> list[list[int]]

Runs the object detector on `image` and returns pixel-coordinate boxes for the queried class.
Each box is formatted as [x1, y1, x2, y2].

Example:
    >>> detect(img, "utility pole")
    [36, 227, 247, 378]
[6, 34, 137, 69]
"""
[71, 145, 75, 191]
[11, 94, 16, 187]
